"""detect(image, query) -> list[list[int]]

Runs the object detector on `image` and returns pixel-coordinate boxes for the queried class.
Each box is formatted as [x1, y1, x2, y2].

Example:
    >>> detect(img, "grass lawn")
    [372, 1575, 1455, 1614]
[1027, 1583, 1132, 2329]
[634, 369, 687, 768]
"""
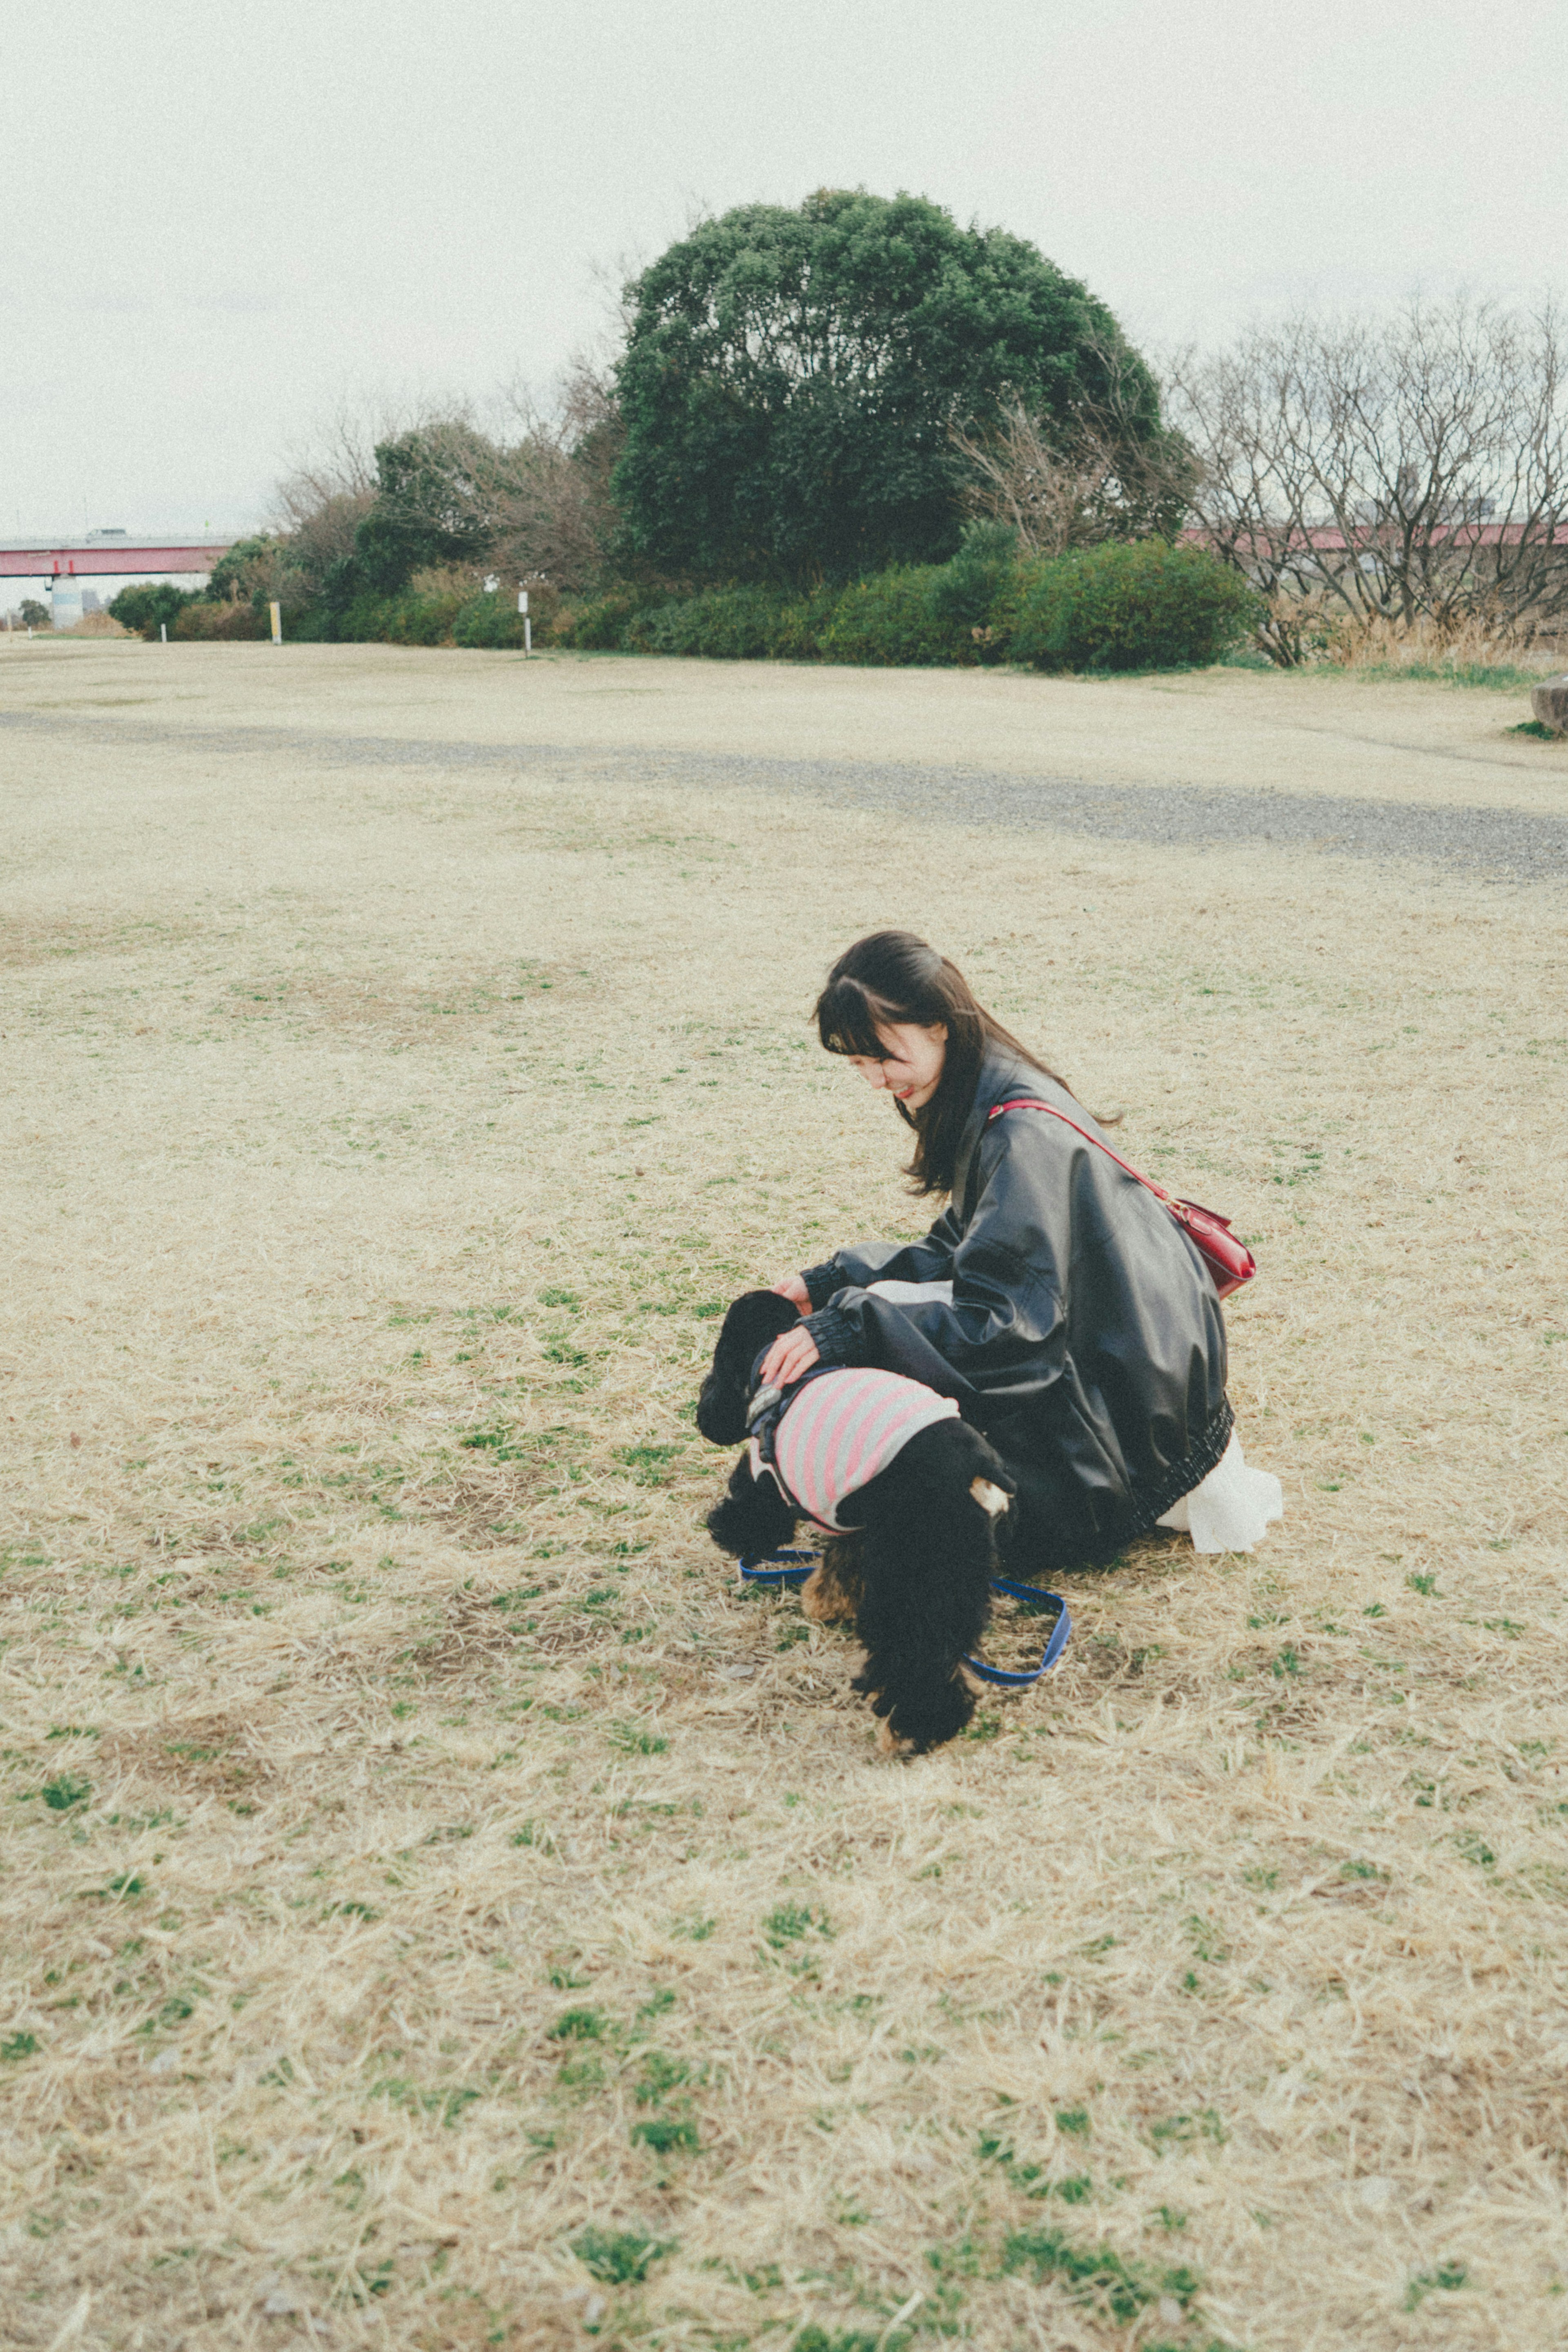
[2, 640, 1566, 2350]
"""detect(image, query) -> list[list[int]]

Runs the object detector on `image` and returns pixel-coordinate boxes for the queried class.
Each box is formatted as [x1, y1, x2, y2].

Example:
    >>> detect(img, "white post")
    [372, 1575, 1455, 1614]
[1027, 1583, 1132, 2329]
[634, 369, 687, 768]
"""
[270, 600, 283, 645]
[518, 586, 531, 658]
[160, 623, 167, 644]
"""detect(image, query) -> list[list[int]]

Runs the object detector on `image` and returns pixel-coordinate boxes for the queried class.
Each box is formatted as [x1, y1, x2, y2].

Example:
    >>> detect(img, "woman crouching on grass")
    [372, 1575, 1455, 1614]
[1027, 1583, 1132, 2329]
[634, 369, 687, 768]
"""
[761, 931, 1281, 1573]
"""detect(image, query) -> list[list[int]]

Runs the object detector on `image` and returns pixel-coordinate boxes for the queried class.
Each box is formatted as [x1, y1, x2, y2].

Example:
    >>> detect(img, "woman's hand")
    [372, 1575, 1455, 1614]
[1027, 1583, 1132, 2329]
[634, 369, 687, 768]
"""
[771, 1273, 811, 1313]
[758, 1323, 820, 1390]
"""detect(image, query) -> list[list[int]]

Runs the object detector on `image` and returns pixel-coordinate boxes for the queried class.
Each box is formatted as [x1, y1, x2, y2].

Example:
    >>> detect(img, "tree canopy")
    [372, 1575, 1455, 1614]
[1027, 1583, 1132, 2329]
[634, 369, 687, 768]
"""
[611, 189, 1164, 584]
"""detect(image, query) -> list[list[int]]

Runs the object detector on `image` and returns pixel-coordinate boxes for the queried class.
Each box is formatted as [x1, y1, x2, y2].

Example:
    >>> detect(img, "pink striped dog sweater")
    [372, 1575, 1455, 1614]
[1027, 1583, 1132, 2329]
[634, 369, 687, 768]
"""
[759, 1368, 960, 1532]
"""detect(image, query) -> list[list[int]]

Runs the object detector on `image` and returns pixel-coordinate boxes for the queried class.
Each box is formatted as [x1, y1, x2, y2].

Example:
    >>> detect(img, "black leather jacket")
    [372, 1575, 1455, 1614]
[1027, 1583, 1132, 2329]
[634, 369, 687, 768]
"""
[799, 1048, 1232, 1569]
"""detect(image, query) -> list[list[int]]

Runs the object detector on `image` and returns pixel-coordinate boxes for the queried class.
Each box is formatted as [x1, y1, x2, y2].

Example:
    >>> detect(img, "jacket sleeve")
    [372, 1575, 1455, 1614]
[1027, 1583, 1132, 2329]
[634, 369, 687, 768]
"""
[799, 1207, 962, 1310]
[800, 1125, 1070, 1408]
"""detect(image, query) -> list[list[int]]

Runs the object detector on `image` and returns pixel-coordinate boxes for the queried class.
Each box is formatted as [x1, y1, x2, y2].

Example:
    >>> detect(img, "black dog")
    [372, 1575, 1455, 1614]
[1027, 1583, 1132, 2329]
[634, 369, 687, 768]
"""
[696, 1291, 1017, 1754]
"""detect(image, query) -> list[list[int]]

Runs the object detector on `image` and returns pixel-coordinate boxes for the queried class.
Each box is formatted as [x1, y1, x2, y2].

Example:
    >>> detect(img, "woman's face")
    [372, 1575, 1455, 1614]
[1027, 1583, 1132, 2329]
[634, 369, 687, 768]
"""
[845, 1021, 948, 1111]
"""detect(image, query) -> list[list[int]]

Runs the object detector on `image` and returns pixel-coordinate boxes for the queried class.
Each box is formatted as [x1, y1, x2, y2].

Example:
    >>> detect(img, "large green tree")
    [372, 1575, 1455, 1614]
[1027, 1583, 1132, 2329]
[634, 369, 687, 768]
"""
[611, 189, 1164, 584]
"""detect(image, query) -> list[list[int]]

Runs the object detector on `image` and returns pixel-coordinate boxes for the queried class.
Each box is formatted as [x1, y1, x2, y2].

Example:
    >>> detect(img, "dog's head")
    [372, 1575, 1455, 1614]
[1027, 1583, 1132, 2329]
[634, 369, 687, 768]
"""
[695, 1289, 802, 1445]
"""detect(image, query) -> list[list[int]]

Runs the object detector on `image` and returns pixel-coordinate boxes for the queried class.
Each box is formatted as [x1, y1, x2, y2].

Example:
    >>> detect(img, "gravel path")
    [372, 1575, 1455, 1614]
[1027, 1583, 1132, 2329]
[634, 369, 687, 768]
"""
[7, 709, 1567, 884]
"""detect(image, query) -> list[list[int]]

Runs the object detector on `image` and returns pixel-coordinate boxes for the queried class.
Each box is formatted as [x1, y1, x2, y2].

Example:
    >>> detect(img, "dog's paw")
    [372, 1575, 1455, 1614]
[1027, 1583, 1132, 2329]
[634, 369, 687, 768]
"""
[801, 1564, 858, 1624]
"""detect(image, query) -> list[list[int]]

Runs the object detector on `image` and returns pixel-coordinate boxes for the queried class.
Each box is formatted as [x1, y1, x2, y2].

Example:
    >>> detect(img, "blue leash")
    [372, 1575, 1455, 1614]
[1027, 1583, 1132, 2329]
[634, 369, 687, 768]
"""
[737, 1552, 1072, 1687]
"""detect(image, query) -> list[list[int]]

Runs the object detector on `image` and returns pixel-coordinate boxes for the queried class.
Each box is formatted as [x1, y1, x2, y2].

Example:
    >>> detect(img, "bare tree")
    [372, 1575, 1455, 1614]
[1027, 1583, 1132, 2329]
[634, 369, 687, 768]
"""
[952, 341, 1195, 555]
[488, 358, 624, 591]
[269, 393, 484, 592]
[267, 370, 623, 599]
[1165, 295, 1568, 658]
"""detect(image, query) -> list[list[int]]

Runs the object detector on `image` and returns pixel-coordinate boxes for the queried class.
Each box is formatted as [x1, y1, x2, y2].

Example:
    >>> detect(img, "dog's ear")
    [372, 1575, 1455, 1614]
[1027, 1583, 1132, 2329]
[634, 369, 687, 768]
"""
[707, 1449, 796, 1557]
[695, 1290, 802, 1445]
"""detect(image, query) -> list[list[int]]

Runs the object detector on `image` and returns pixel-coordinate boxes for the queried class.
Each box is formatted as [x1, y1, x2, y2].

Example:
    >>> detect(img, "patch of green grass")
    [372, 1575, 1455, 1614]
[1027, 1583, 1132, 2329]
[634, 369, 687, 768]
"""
[1185, 1913, 1229, 1964]
[979, 2133, 1093, 2203]
[368, 2077, 483, 2127]
[569, 2226, 675, 2284]
[635, 2051, 690, 2104]
[1404, 2261, 1468, 2310]
[548, 2007, 608, 2040]
[792, 2329, 890, 2352]
[1000, 2226, 1190, 2323]
[606, 1722, 668, 1755]
[32, 1776, 91, 1812]
[615, 1442, 682, 1483]
[1149, 2107, 1227, 2150]
[1362, 659, 1546, 690]
[763, 1902, 833, 1948]
[2, 2032, 40, 2060]
[631, 2114, 699, 2153]
[1407, 1572, 1438, 1596]
[1509, 718, 1561, 739]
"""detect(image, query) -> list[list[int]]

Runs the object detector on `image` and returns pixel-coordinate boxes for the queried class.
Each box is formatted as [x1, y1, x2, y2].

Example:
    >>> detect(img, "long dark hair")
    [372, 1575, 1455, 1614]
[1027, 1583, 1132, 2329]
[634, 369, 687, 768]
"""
[813, 931, 1072, 1197]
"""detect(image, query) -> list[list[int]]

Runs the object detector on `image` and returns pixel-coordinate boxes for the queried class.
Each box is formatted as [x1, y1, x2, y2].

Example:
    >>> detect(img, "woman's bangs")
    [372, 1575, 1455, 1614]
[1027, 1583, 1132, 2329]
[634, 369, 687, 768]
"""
[815, 978, 899, 1060]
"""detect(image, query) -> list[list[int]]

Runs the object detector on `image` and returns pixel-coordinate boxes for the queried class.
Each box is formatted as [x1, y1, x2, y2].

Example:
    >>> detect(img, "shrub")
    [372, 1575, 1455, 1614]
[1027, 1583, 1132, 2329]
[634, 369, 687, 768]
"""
[815, 566, 970, 667]
[108, 582, 197, 640]
[170, 599, 270, 642]
[18, 597, 49, 629]
[1005, 541, 1258, 672]
[633, 586, 791, 660]
[332, 591, 408, 643]
[384, 589, 469, 647]
[930, 521, 1021, 635]
[770, 584, 841, 661]
[552, 589, 647, 649]
[452, 592, 529, 649]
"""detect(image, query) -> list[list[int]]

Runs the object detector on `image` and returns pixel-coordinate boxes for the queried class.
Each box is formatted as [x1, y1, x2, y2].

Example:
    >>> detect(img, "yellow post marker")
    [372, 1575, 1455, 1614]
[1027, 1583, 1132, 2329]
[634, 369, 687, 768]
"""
[270, 601, 283, 645]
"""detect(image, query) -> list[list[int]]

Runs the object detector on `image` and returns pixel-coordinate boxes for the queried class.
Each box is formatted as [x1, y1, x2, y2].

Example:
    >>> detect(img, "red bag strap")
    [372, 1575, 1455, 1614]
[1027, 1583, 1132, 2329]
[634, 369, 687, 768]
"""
[987, 1098, 1178, 1210]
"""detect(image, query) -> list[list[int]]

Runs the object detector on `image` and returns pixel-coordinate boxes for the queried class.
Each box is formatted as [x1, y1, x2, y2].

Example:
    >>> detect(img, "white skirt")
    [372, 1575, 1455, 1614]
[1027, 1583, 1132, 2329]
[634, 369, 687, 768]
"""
[865, 1280, 1284, 1556]
[1158, 1432, 1283, 1554]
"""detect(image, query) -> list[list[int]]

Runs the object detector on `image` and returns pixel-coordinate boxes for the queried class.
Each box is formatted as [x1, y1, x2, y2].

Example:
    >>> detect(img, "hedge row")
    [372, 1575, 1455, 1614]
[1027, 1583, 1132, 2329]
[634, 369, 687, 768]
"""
[113, 537, 1259, 674]
[555, 541, 1258, 673]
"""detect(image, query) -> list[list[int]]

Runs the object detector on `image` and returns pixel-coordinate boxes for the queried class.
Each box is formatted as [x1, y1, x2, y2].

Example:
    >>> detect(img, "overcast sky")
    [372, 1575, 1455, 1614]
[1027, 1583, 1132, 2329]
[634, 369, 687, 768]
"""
[3, 0, 1564, 539]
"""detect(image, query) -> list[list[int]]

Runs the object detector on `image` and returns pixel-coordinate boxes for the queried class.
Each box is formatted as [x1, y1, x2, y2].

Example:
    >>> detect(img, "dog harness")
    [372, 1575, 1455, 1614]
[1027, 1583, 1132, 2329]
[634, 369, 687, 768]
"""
[748, 1365, 960, 1532]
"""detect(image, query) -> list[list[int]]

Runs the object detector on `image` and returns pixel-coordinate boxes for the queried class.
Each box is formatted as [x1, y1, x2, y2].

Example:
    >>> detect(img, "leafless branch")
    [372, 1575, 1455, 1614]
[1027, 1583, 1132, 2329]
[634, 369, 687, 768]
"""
[952, 339, 1196, 555]
[1165, 294, 1568, 658]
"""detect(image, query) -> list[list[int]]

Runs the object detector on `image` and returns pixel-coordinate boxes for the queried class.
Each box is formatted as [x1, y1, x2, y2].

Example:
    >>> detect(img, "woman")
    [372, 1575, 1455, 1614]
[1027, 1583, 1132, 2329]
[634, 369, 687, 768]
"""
[761, 932, 1280, 1571]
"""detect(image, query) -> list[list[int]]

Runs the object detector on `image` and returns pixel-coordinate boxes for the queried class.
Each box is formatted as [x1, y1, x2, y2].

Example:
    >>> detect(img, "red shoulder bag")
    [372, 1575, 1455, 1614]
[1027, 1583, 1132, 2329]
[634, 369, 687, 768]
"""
[989, 1099, 1256, 1300]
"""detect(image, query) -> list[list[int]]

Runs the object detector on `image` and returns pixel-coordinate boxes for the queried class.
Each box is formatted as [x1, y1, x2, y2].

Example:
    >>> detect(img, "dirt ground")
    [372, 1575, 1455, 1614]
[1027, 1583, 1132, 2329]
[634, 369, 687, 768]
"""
[2, 638, 1566, 2351]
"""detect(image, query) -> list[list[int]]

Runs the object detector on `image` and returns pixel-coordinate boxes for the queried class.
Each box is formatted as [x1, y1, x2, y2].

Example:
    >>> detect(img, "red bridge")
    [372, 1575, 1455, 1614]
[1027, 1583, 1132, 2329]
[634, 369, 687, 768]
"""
[0, 533, 234, 580]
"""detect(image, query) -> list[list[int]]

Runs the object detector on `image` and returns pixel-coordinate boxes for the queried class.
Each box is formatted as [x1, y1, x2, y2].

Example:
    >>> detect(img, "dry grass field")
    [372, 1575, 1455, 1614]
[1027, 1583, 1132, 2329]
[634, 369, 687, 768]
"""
[2, 639, 1566, 2352]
